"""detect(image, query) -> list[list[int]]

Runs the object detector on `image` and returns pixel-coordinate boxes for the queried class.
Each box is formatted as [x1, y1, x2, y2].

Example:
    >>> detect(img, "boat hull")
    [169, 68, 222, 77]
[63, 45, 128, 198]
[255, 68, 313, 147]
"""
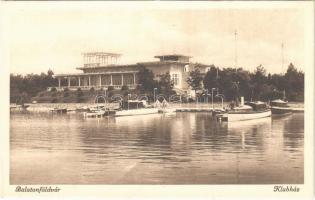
[221, 110, 271, 122]
[271, 106, 292, 115]
[115, 108, 159, 117]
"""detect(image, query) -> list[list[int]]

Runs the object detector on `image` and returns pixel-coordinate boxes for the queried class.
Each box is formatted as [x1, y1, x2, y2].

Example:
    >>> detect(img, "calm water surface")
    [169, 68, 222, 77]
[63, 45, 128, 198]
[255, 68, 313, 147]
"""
[10, 112, 304, 184]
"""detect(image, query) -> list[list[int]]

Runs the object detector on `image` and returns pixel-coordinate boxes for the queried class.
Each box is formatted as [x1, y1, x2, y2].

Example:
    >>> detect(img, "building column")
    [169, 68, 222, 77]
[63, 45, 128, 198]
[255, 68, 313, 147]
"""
[99, 75, 102, 86]
[58, 77, 61, 88]
[133, 73, 136, 85]
[78, 77, 81, 87]
[88, 76, 91, 87]
[110, 75, 113, 85]
[68, 77, 71, 87]
[121, 74, 124, 86]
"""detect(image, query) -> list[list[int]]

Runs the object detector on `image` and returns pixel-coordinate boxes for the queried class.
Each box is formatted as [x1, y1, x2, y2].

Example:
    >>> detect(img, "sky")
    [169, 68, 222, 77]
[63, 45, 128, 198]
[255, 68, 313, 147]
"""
[4, 2, 306, 75]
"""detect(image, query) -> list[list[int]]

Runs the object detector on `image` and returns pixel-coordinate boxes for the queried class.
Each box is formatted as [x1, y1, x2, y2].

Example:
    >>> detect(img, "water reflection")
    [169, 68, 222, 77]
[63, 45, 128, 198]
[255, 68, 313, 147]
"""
[10, 112, 304, 184]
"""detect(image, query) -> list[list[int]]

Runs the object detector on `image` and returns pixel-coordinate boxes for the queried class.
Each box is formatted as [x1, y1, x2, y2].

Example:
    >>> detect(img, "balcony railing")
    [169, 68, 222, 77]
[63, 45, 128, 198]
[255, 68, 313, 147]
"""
[47, 84, 139, 91]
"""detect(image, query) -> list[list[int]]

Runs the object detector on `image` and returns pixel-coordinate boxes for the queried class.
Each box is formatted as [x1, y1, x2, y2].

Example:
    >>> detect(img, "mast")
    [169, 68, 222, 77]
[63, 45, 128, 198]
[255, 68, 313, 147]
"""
[281, 42, 284, 74]
[234, 30, 238, 68]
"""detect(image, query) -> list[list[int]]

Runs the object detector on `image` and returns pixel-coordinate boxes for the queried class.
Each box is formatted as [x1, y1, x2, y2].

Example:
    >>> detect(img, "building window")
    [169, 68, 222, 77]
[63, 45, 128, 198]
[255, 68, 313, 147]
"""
[184, 65, 189, 72]
[171, 73, 180, 86]
[112, 74, 122, 85]
[123, 74, 134, 85]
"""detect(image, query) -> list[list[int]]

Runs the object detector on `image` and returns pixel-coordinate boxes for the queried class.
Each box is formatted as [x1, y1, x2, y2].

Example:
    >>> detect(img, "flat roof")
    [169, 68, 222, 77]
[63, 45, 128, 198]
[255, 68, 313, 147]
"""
[154, 54, 192, 59]
[76, 63, 138, 70]
[82, 52, 122, 57]
[137, 61, 190, 66]
[54, 70, 138, 77]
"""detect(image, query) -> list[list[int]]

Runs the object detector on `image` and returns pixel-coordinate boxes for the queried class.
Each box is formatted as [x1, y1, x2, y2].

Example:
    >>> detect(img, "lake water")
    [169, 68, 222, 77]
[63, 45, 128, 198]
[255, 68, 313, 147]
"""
[10, 112, 304, 184]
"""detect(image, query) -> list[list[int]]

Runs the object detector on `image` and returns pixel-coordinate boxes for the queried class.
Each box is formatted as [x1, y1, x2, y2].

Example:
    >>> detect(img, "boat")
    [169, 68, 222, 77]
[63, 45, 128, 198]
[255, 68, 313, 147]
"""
[115, 108, 159, 117]
[212, 108, 226, 117]
[157, 99, 176, 113]
[50, 108, 67, 114]
[217, 101, 271, 122]
[114, 100, 159, 117]
[270, 99, 292, 115]
[83, 109, 106, 118]
[10, 104, 30, 111]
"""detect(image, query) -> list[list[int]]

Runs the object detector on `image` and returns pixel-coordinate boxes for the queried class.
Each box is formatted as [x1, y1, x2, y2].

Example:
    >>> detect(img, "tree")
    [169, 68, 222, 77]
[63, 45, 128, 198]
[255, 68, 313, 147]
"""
[137, 66, 157, 92]
[157, 72, 175, 96]
[203, 65, 219, 91]
[187, 69, 203, 95]
[251, 65, 267, 100]
[10, 70, 58, 103]
[284, 63, 304, 101]
[231, 81, 240, 104]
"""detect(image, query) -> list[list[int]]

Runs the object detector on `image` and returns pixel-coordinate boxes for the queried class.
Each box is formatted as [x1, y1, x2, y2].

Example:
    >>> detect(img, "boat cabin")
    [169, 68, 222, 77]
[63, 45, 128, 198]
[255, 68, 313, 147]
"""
[270, 99, 289, 107]
[121, 100, 148, 110]
[245, 101, 269, 111]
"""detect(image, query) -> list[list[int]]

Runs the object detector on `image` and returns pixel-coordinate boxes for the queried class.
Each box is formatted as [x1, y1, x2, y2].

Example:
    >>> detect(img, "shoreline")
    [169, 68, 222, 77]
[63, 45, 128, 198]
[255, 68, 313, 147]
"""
[10, 101, 305, 113]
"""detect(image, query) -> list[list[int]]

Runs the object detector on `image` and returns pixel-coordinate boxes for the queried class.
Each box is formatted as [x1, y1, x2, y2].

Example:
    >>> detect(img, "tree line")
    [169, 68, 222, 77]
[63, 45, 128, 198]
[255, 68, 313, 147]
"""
[188, 63, 304, 102]
[10, 63, 304, 104]
[10, 69, 57, 103]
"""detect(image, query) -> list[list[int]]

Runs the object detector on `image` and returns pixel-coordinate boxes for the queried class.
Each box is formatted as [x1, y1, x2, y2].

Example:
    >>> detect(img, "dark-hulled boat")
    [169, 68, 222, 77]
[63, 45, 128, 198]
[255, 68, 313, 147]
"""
[270, 99, 292, 115]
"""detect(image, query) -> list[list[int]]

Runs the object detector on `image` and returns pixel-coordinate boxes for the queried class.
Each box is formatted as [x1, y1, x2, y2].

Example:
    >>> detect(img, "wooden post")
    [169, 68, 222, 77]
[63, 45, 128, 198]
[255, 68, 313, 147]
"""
[88, 76, 91, 87]
[58, 77, 61, 88]
[78, 77, 81, 87]
[68, 77, 70, 87]
[110, 74, 113, 85]
[133, 73, 136, 85]
[99, 75, 102, 86]
[121, 74, 124, 86]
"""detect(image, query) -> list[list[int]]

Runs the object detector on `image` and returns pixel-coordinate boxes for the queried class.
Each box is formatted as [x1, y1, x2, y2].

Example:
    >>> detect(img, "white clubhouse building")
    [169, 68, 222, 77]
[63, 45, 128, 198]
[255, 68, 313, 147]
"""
[51, 52, 211, 94]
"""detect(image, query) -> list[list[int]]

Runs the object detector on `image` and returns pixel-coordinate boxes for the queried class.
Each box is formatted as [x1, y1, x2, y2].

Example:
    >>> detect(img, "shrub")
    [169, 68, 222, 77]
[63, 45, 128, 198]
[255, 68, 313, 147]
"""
[51, 98, 58, 103]
[77, 88, 83, 97]
[77, 97, 84, 103]
[121, 85, 129, 91]
[90, 87, 95, 92]
[107, 91, 114, 98]
[107, 86, 114, 91]
[123, 91, 129, 97]
[50, 87, 57, 92]
[64, 92, 69, 98]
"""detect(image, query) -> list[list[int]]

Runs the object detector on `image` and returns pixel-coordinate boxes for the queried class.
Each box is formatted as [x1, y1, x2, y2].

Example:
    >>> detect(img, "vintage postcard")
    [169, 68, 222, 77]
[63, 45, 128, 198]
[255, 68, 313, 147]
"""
[0, 1, 314, 199]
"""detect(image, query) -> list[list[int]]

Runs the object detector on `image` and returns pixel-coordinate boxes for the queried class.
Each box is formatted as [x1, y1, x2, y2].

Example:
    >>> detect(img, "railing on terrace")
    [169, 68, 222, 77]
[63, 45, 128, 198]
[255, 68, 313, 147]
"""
[47, 84, 139, 91]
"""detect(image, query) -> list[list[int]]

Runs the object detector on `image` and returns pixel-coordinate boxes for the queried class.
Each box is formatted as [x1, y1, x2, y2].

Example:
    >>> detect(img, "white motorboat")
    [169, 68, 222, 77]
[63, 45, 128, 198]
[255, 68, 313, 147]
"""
[83, 110, 106, 118]
[217, 101, 271, 122]
[115, 108, 159, 117]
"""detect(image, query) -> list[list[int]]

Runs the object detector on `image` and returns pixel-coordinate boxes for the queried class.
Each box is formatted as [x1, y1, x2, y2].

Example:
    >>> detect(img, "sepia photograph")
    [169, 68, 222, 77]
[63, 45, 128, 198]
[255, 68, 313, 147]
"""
[1, 1, 314, 198]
